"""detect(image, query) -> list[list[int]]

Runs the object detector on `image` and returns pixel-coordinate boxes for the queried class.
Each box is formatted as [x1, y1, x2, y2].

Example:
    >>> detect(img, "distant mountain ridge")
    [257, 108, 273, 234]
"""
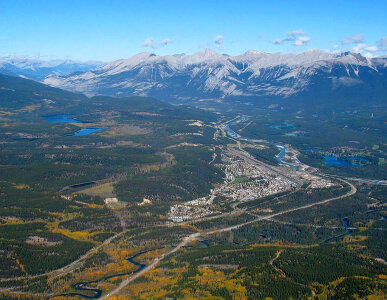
[41, 49, 387, 105]
[0, 57, 104, 81]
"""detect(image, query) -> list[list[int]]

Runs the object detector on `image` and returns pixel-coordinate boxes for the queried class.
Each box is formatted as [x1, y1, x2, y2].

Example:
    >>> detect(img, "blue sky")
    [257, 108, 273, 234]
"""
[1, 0, 386, 61]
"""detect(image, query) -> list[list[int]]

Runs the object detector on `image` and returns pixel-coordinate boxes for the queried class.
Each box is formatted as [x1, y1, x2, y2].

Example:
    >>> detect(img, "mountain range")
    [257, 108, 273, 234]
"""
[0, 57, 104, 81]
[1, 50, 386, 110]
[40, 49, 387, 106]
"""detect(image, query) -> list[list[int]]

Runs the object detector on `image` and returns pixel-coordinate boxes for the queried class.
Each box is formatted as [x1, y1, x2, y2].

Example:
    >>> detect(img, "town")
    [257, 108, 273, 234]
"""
[168, 140, 335, 222]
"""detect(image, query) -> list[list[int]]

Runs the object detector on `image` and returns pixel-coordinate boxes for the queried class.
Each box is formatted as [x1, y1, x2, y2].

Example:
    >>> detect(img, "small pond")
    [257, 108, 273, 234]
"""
[73, 128, 105, 136]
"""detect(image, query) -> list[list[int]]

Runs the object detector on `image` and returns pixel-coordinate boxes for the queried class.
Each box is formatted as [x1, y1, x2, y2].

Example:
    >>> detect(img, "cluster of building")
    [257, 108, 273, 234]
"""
[214, 178, 290, 203]
[168, 196, 215, 222]
[168, 151, 295, 222]
[308, 178, 334, 189]
[167, 141, 339, 223]
[214, 154, 294, 202]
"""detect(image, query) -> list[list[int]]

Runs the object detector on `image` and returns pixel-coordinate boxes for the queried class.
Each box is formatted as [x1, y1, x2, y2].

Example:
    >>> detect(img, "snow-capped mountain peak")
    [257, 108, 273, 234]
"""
[41, 49, 387, 101]
[0, 57, 104, 81]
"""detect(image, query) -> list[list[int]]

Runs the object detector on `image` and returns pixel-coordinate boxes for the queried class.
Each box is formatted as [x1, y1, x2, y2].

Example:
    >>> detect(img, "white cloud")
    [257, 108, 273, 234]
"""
[271, 37, 295, 45]
[352, 43, 366, 53]
[363, 52, 374, 58]
[287, 29, 306, 36]
[364, 45, 379, 52]
[350, 43, 380, 57]
[378, 36, 387, 50]
[271, 29, 309, 45]
[143, 37, 173, 49]
[330, 44, 341, 54]
[161, 38, 173, 46]
[340, 34, 365, 45]
[293, 36, 311, 46]
[143, 37, 157, 49]
[214, 35, 224, 48]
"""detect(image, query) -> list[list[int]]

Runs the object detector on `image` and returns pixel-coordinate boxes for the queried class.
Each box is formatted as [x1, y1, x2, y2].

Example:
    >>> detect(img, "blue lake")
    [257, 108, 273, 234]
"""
[45, 114, 104, 137]
[73, 128, 105, 136]
[323, 155, 370, 167]
[45, 114, 84, 124]
[347, 156, 370, 162]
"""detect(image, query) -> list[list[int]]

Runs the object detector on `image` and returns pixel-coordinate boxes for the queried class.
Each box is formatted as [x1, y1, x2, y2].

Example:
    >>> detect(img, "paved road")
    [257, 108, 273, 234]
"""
[0, 229, 131, 283]
[99, 179, 356, 299]
[228, 147, 304, 187]
[203, 179, 356, 235]
[98, 117, 374, 298]
[343, 177, 387, 186]
[100, 233, 201, 300]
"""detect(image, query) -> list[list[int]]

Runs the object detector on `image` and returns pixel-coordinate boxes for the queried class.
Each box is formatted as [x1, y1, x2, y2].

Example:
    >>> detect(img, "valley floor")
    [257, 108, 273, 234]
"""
[0, 111, 385, 299]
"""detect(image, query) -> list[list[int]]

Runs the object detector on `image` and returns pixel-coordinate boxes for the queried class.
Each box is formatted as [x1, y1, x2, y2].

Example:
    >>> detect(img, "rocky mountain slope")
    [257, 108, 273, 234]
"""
[42, 49, 387, 103]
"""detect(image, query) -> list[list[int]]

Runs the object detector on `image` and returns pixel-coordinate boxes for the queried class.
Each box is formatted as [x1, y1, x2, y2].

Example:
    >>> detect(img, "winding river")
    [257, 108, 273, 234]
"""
[224, 115, 298, 169]
[321, 218, 353, 244]
[59, 247, 164, 299]
[55, 115, 362, 298]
